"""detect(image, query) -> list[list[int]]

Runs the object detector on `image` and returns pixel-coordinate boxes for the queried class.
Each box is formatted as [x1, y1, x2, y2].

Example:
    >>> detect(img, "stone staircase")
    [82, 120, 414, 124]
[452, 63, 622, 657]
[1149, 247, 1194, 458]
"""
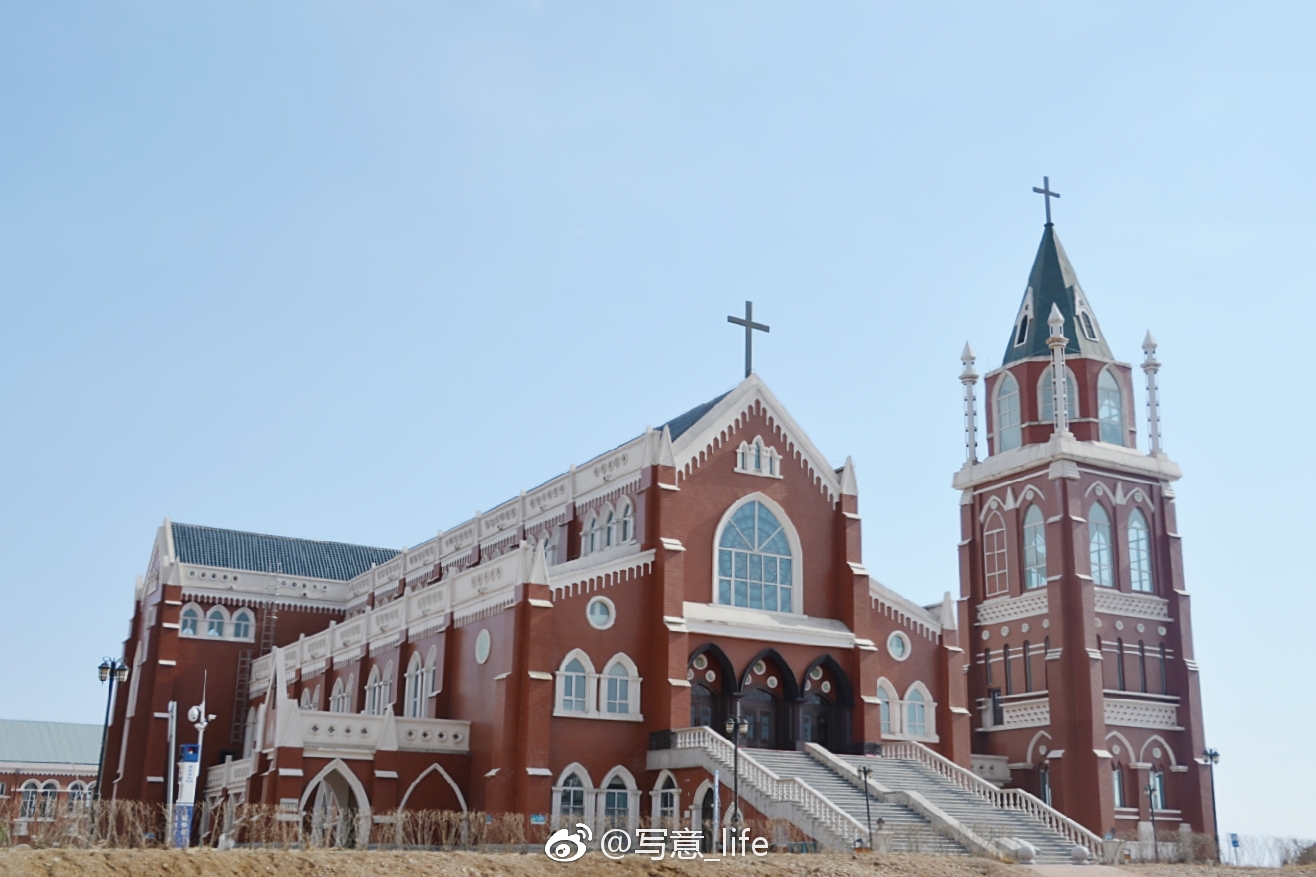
[648, 728, 1106, 861]
[749, 750, 967, 855]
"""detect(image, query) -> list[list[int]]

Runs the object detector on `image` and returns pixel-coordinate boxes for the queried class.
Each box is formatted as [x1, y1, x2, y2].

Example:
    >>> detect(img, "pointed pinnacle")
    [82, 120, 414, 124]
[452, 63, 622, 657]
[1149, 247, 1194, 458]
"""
[1048, 302, 1064, 327]
[1142, 330, 1158, 353]
[961, 342, 975, 363]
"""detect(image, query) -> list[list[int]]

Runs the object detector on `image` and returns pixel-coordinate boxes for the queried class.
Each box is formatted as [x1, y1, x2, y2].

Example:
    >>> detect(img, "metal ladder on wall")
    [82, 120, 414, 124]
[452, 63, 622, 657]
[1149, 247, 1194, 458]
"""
[229, 603, 278, 744]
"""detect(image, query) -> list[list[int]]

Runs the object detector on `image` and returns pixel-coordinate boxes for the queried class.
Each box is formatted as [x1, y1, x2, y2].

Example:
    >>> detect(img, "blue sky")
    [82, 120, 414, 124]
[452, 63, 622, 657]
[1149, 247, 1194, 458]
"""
[2, 1, 1311, 838]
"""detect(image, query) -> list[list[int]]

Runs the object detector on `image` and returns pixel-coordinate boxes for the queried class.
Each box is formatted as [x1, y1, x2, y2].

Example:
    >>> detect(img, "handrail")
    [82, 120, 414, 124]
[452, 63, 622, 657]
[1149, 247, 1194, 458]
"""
[669, 726, 866, 848]
[881, 741, 1105, 858]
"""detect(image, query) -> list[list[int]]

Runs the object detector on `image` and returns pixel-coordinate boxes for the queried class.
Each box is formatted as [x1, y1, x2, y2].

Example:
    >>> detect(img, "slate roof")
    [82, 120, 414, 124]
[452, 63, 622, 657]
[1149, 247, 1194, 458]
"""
[171, 522, 400, 581]
[661, 390, 732, 440]
[0, 720, 102, 765]
[1002, 225, 1115, 365]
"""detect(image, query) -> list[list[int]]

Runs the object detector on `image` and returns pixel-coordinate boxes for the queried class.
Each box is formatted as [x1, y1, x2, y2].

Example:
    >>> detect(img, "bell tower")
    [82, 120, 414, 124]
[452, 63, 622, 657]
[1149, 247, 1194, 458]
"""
[953, 190, 1213, 843]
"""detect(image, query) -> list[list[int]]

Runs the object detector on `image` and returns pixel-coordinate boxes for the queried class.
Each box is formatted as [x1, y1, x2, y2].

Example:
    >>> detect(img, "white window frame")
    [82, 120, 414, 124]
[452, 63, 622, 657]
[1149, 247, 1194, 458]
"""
[600, 653, 643, 720]
[1022, 505, 1047, 590]
[711, 492, 804, 615]
[205, 605, 230, 638]
[404, 654, 425, 718]
[586, 596, 616, 631]
[734, 435, 783, 479]
[1088, 503, 1114, 587]
[983, 510, 1010, 597]
[995, 372, 1022, 452]
[597, 766, 639, 834]
[1127, 509, 1154, 593]
[180, 603, 203, 637]
[875, 678, 900, 737]
[1097, 367, 1126, 446]
[620, 500, 635, 543]
[231, 608, 255, 641]
[1038, 365, 1079, 423]
[555, 649, 596, 716]
[425, 646, 440, 696]
[551, 764, 593, 829]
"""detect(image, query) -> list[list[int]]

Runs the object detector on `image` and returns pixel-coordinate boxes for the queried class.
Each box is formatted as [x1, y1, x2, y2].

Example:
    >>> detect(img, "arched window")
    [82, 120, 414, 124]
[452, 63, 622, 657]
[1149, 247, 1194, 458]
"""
[876, 681, 898, 735]
[1128, 509, 1153, 592]
[1022, 505, 1047, 589]
[206, 607, 227, 637]
[983, 511, 1009, 597]
[425, 646, 439, 698]
[1088, 504, 1114, 587]
[658, 775, 678, 821]
[67, 782, 88, 812]
[605, 664, 630, 714]
[39, 781, 58, 819]
[586, 516, 599, 556]
[558, 655, 590, 713]
[19, 781, 38, 818]
[1039, 367, 1078, 423]
[995, 372, 1021, 452]
[906, 689, 927, 737]
[404, 654, 424, 718]
[603, 774, 630, 828]
[382, 662, 394, 708]
[1150, 770, 1166, 810]
[559, 774, 586, 819]
[605, 510, 617, 548]
[299, 689, 313, 709]
[231, 609, 254, 640]
[365, 667, 382, 715]
[312, 685, 321, 710]
[1098, 368, 1125, 445]
[620, 501, 634, 543]
[1112, 765, 1125, 808]
[180, 606, 200, 636]
[716, 498, 796, 612]
[329, 674, 344, 711]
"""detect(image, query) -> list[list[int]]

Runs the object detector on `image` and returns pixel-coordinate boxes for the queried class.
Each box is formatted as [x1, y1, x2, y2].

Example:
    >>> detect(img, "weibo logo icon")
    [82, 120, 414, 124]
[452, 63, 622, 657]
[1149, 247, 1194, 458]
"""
[544, 823, 592, 861]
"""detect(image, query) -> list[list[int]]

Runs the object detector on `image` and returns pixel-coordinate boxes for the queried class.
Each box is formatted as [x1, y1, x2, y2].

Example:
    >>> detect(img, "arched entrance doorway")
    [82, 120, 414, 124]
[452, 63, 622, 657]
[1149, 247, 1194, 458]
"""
[735, 650, 799, 750]
[800, 656, 854, 753]
[300, 760, 370, 848]
[689, 645, 735, 732]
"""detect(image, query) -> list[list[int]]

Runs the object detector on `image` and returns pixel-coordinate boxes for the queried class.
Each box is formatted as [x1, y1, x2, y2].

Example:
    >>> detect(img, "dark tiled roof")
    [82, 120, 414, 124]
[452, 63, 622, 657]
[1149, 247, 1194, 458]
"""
[0, 720, 102, 765]
[171, 522, 399, 581]
[1002, 225, 1115, 365]
[661, 391, 732, 440]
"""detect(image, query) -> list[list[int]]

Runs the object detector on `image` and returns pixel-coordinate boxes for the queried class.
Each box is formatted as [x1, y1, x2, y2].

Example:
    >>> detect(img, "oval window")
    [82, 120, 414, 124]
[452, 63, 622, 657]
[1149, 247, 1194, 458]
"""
[475, 629, 491, 665]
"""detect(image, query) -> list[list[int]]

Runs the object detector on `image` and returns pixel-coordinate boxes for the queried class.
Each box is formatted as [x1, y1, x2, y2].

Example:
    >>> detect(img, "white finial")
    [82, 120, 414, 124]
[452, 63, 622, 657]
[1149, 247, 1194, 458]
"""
[960, 343, 979, 464]
[1045, 306, 1071, 437]
[1141, 330, 1163, 455]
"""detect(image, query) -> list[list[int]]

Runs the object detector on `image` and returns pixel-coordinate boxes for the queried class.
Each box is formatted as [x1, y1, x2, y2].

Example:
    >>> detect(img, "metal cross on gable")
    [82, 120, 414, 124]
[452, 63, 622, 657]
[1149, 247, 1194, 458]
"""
[727, 301, 770, 379]
[1033, 176, 1061, 225]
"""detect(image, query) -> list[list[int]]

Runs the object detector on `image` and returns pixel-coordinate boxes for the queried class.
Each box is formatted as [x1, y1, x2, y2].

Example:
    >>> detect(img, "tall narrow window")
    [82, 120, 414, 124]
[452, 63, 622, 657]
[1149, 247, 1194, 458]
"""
[1039, 765, 1052, 806]
[621, 501, 634, 543]
[1138, 642, 1148, 693]
[1022, 505, 1047, 589]
[405, 655, 424, 718]
[1128, 509, 1154, 593]
[1112, 765, 1125, 808]
[1088, 504, 1114, 587]
[996, 373, 1022, 452]
[587, 516, 599, 555]
[19, 782, 37, 818]
[717, 500, 794, 612]
[1039, 368, 1078, 423]
[1098, 369, 1125, 445]
[983, 511, 1009, 597]
[659, 776, 678, 821]
[906, 690, 926, 737]
[1159, 643, 1169, 694]
[180, 607, 199, 636]
[561, 659, 587, 712]
[1116, 639, 1126, 691]
[1043, 637, 1050, 689]
[1150, 771, 1166, 810]
[878, 688, 892, 734]
[605, 512, 616, 548]
[39, 782, 58, 819]
[1003, 644, 1013, 695]
[1022, 641, 1033, 693]
[207, 608, 226, 637]
[231, 609, 253, 639]
[983, 648, 992, 685]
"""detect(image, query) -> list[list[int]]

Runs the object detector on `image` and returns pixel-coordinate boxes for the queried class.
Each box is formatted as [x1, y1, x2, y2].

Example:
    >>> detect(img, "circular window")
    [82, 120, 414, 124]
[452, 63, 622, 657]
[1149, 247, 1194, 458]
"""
[887, 632, 911, 661]
[474, 629, 491, 664]
[587, 597, 615, 630]
[693, 654, 708, 671]
[752, 660, 767, 676]
[809, 666, 823, 681]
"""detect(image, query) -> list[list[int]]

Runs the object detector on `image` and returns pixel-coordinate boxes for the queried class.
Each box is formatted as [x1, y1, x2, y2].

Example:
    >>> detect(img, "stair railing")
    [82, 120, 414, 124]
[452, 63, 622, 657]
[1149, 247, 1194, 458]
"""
[880, 741, 1105, 859]
[669, 726, 867, 848]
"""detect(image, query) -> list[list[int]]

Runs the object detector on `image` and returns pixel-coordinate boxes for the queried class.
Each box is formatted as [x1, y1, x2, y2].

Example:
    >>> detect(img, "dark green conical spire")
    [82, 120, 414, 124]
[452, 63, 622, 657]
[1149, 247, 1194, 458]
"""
[1002, 225, 1114, 365]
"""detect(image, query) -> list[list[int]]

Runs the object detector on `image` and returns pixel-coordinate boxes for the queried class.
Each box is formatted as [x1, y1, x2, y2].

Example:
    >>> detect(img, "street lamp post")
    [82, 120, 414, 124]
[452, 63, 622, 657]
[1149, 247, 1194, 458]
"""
[1146, 780, 1160, 863]
[723, 712, 749, 828]
[858, 765, 874, 850]
[94, 658, 129, 803]
[1203, 748, 1221, 863]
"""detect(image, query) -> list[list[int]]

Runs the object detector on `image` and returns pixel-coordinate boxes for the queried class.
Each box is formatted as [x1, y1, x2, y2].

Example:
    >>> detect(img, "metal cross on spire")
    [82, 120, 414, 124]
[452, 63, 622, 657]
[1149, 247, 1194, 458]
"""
[727, 301, 770, 379]
[1032, 176, 1061, 226]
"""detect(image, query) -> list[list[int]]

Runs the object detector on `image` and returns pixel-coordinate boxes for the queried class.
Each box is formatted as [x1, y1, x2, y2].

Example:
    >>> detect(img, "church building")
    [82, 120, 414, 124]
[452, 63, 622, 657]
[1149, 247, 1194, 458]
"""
[101, 200, 1213, 854]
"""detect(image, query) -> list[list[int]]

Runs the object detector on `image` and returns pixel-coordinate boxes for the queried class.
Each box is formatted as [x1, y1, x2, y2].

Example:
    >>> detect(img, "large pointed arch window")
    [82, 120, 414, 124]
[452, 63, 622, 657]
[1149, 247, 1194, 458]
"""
[1098, 368, 1125, 445]
[716, 499, 795, 613]
[1128, 509, 1154, 593]
[995, 373, 1021, 452]
[1039, 367, 1078, 423]
[1089, 503, 1114, 587]
[1022, 505, 1047, 589]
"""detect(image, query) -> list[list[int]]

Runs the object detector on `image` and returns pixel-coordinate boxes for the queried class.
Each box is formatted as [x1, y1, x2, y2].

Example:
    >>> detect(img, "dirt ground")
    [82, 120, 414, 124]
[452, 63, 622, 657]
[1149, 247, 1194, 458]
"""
[0, 850, 1314, 877]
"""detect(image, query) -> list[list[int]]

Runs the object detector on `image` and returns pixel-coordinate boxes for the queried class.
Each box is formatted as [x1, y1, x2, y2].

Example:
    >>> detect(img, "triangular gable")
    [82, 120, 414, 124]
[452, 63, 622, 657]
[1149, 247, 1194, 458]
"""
[667, 374, 843, 505]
